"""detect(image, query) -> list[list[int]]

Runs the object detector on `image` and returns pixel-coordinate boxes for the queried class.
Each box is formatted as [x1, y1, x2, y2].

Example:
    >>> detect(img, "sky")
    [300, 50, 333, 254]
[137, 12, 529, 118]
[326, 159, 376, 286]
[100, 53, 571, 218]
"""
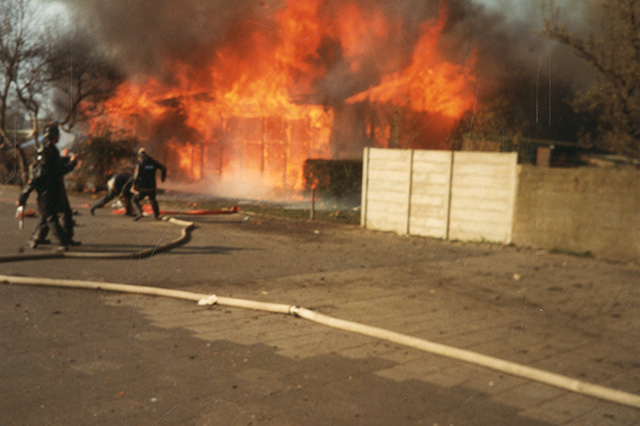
[476, 0, 588, 26]
[475, 0, 533, 17]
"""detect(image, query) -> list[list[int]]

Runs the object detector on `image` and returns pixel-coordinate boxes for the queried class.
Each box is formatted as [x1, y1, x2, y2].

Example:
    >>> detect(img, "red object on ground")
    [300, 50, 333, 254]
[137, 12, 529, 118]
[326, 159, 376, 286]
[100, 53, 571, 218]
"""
[112, 205, 240, 215]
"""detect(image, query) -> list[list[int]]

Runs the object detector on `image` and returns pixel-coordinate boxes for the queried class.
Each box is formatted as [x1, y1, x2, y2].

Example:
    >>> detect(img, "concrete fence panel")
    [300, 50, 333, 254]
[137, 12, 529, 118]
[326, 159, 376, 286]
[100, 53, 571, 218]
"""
[448, 152, 519, 244]
[361, 148, 412, 234]
[408, 150, 453, 238]
[362, 148, 518, 244]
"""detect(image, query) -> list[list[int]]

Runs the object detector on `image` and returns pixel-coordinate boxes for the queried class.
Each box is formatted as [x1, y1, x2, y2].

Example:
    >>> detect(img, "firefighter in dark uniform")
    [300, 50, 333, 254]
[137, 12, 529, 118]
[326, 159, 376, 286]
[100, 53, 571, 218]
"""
[131, 148, 166, 221]
[17, 123, 79, 250]
[42, 123, 79, 245]
[89, 173, 135, 216]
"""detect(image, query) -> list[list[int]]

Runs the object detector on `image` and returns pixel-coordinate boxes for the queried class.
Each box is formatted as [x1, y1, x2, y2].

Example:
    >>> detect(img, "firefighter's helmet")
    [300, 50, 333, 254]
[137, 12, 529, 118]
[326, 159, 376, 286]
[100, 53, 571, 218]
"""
[43, 122, 60, 142]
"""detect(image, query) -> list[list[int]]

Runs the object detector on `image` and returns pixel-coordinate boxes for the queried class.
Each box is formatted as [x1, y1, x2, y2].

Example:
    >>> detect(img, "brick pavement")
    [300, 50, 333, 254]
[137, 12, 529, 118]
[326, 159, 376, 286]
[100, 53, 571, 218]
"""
[0, 184, 639, 425]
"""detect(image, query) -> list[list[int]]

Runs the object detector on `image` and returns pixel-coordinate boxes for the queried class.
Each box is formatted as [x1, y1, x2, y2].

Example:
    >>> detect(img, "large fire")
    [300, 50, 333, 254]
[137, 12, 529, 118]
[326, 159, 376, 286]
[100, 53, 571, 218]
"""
[347, 11, 476, 119]
[90, 1, 476, 197]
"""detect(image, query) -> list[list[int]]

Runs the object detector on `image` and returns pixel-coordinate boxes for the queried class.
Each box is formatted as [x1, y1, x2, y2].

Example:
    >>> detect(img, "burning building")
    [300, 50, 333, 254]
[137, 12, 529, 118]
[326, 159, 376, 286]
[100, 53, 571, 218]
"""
[65, 0, 588, 198]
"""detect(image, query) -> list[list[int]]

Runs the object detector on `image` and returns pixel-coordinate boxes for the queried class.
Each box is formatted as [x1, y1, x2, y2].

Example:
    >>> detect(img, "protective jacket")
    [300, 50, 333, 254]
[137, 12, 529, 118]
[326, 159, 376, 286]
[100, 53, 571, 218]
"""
[90, 173, 134, 215]
[19, 143, 76, 213]
[133, 155, 166, 192]
[18, 142, 77, 245]
[111, 173, 134, 194]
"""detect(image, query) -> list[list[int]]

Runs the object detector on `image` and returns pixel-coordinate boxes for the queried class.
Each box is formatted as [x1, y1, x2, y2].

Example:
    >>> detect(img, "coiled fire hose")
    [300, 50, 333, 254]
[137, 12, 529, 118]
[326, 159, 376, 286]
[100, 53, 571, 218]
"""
[1, 217, 639, 409]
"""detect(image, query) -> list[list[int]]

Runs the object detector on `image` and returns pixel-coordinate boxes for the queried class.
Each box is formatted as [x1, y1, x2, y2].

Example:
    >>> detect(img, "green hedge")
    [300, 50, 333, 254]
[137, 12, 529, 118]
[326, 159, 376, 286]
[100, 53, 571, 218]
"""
[303, 159, 362, 199]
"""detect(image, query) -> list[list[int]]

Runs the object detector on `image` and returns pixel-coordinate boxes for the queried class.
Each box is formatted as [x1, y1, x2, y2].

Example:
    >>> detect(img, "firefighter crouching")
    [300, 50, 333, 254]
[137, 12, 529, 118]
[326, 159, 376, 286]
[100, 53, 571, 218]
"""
[89, 173, 135, 216]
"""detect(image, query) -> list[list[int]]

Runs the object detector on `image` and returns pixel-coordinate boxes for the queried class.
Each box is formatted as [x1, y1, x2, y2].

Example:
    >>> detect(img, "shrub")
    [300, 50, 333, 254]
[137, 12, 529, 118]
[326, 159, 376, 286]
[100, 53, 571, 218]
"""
[303, 159, 362, 199]
[70, 133, 137, 191]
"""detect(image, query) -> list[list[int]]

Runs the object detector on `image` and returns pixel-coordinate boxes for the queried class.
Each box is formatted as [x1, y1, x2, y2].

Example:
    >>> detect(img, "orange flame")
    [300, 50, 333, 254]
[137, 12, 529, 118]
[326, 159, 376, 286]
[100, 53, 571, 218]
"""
[90, 1, 476, 197]
[347, 9, 477, 119]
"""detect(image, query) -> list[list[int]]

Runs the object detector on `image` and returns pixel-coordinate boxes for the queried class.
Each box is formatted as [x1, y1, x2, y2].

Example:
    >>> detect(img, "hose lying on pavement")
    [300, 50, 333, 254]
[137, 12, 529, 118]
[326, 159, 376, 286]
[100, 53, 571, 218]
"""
[112, 206, 240, 216]
[0, 273, 639, 409]
[0, 216, 195, 262]
[289, 307, 640, 410]
[2, 213, 638, 408]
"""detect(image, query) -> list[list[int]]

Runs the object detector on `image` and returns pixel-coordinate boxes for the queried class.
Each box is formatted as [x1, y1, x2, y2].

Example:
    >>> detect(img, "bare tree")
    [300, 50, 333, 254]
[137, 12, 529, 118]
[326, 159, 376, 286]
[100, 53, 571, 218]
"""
[48, 27, 124, 131]
[0, 0, 36, 141]
[14, 35, 52, 145]
[0, 0, 42, 183]
[545, 0, 640, 158]
[0, 0, 125, 185]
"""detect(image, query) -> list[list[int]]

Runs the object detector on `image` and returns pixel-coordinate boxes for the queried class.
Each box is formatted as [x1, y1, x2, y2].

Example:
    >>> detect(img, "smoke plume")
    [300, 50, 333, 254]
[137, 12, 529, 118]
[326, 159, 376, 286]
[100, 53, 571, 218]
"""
[55, 0, 600, 196]
[61, 0, 592, 90]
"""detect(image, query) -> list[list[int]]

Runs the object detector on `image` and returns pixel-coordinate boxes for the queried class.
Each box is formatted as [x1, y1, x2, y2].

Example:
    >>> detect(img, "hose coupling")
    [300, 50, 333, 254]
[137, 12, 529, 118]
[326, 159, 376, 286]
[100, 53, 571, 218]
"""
[289, 305, 300, 316]
[198, 295, 218, 306]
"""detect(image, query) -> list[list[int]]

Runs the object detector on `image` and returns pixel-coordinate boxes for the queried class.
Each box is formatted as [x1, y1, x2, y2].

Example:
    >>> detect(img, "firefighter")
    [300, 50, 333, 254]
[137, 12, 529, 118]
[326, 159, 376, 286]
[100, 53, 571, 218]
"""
[131, 148, 166, 221]
[42, 123, 80, 245]
[17, 123, 79, 250]
[89, 173, 135, 216]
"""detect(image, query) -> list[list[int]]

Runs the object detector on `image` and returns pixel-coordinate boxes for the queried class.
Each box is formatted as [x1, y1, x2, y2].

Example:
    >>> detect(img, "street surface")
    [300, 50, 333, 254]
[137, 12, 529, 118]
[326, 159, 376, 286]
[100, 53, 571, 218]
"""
[0, 184, 639, 425]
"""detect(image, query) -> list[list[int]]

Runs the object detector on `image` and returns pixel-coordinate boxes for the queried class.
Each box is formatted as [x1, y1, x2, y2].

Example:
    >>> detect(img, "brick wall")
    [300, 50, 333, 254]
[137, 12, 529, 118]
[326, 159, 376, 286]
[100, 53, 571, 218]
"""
[513, 165, 640, 261]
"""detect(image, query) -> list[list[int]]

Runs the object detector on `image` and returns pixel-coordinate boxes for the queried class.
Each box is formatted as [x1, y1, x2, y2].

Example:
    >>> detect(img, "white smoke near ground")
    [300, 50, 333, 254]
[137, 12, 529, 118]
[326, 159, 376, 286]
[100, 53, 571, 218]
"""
[163, 171, 293, 202]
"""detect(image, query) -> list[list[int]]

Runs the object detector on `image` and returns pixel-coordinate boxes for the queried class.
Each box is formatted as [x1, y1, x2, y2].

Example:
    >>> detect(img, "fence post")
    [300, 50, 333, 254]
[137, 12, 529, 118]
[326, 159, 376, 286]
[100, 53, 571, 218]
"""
[310, 187, 316, 220]
[406, 149, 415, 235]
[360, 148, 370, 228]
[445, 150, 455, 241]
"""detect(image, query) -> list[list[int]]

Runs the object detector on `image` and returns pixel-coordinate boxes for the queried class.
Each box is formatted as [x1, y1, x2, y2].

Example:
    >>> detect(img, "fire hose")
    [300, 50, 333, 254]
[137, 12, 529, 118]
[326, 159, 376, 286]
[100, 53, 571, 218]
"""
[0, 219, 639, 409]
[0, 216, 194, 262]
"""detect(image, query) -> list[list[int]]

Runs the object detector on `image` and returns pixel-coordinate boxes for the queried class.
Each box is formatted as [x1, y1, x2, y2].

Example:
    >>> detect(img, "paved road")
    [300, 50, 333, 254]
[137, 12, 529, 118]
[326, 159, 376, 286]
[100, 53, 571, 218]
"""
[0, 184, 639, 425]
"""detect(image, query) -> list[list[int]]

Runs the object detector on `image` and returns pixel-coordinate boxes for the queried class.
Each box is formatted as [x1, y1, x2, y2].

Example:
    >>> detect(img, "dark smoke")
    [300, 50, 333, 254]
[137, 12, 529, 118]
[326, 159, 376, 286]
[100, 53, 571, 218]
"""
[59, 0, 272, 83]
[438, 0, 596, 141]
[60, 0, 435, 95]
[59, 0, 596, 144]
